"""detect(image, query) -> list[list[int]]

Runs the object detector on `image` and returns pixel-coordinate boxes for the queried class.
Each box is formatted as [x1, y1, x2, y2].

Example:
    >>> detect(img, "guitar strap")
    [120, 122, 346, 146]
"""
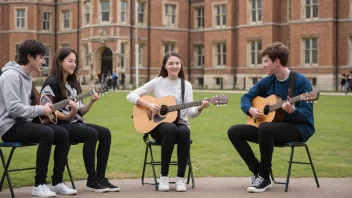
[181, 78, 185, 103]
[288, 70, 297, 98]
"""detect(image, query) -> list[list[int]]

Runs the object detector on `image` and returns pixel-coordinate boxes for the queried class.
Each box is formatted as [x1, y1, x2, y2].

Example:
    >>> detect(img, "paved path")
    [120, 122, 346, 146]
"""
[3, 177, 352, 198]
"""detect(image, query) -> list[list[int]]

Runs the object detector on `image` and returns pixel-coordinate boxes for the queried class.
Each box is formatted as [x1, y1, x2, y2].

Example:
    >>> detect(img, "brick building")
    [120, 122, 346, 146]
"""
[0, 0, 351, 91]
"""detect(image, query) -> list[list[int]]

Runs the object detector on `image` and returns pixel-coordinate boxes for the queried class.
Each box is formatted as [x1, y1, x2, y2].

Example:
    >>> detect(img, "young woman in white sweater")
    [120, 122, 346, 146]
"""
[127, 51, 209, 192]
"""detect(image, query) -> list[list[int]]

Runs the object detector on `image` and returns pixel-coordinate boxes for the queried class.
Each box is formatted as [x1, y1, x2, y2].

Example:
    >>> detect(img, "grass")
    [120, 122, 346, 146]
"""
[1, 91, 352, 187]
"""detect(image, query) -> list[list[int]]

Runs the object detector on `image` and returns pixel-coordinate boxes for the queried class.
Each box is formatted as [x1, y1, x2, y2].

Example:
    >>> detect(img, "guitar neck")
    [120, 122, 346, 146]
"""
[168, 98, 211, 112]
[51, 90, 94, 111]
[269, 95, 300, 111]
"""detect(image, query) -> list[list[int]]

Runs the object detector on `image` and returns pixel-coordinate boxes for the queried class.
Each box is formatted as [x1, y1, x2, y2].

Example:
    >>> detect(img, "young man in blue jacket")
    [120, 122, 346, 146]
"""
[228, 42, 315, 193]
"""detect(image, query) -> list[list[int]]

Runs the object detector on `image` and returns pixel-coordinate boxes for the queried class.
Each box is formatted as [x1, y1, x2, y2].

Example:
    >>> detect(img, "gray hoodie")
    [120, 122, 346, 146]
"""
[0, 61, 44, 137]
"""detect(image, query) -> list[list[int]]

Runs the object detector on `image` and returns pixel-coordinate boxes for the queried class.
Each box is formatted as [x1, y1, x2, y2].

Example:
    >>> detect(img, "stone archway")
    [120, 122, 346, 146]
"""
[93, 46, 114, 80]
[101, 48, 113, 75]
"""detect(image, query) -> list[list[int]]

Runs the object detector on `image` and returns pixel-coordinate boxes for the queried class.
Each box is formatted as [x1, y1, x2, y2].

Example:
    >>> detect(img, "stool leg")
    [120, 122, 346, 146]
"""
[141, 143, 149, 185]
[65, 158, 76, 189]
[0, 147, 17, 198]
[304, 145, 320, 188]
[188, 157, 195, 188]
[270, 168, 276, 182]
[285, 146, 295, 192]
[148, 144, 158, 190]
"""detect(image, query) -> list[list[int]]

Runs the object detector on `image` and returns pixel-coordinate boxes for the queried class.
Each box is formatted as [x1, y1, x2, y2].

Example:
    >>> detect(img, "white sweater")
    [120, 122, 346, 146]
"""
[126, 77, 200, 128]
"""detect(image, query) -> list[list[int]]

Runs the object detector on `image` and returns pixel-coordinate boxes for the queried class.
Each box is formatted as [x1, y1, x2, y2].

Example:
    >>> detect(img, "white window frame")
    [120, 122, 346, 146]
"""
[15, 8, 26, 29]
[62, 10, 70, 29]
[350, 0, 352, 18]
[214, 42, 226, 67]
[302, 37, 318, 66]
[249, 0, 262, 23]
[163, 3, 177, 27]
[138, 2, 145, 24]
[287, 0, 291, 21]
[195, 7, 204, 28]
[44, 47, 50, 67]
[163, 43, 176, 55]
[349, 36, 352, 65]
[84, 1, 90, 24]
[43, 11, 51, 31]
[14, 44, 20, 61]
[120, 1, 127, 23]
[194, 45, 204, 67]
[120, 43, 126, 68]
[214, 4, 226, 27]
[84, 44, 90, 67]
[100, 0, 110, 23]
[248, 40, 262, 67]
[304, 0, 318, 19]
[138, 43, 144, 67]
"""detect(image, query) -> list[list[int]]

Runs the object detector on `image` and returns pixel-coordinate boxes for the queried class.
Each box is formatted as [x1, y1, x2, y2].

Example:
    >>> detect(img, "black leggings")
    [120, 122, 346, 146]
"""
[227, 122, 302, 179]
[2, 121, 69, 186]
[59, 123, 111, 180]
[149, 123, 190, 178]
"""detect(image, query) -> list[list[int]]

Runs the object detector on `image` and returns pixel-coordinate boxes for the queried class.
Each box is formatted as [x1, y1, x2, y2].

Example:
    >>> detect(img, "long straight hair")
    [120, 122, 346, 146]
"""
[49, 48, 81, 97]
[158, 51, 186, 79]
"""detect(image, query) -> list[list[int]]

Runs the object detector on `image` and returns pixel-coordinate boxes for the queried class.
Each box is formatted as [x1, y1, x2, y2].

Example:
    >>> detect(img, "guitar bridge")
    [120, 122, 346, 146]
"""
[147, 110, 152, 121]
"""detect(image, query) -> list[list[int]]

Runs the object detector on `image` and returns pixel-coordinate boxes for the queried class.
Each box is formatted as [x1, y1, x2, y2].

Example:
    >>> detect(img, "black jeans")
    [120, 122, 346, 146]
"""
[59, 123, 111, 181]
[149, 123, 190, 178]
[2, 121, 69, 186]
[227, 122, 302, 179]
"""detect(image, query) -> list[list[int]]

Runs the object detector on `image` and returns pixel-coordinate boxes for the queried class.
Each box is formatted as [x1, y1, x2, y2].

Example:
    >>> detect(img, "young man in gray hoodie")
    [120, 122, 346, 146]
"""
[0, 40, 77, 197]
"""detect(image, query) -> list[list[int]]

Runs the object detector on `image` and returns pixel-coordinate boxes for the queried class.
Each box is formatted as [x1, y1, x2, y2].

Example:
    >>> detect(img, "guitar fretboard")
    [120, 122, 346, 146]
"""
[167, 98, 211, 112]
[51, 90, 94, 111]
[268, 95, 301, 112]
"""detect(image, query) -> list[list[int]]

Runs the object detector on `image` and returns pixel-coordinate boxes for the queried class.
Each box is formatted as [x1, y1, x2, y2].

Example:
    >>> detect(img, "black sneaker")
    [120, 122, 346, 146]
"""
[98, 178, 120, 192]
[86, 179, 110, 193]
[247, 176, 272, 193]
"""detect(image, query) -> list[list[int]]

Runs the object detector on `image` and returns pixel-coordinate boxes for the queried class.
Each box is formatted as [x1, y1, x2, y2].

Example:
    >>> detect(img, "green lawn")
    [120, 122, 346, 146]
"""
[1, 91, 352, 187]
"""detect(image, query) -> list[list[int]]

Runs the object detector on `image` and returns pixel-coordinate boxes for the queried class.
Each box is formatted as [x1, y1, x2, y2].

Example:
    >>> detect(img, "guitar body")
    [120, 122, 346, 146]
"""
[38, 95, 57, 125]
[133, 95, 179, 133]
[246, 94, 285, 127]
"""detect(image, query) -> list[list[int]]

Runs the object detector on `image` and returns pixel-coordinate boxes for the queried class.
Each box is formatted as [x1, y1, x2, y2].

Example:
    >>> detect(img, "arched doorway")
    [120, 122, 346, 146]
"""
[101, 48, 113, 75]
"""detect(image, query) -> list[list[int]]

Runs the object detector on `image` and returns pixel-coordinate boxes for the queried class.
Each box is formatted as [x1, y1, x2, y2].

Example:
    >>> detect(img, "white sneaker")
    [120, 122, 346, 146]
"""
[176, 177, 187, 192]
[158, 175, 169, 191]
[50, 182, 77, 195]
[32, 184, 57, 197]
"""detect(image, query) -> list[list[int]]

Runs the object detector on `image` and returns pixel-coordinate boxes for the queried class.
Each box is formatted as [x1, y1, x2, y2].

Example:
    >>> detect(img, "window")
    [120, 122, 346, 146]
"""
[252, 77, 259, 85]
[215, 4, 226, 26]
[305, 0, 318, 19]
[120, 43, 125, 68]
[216, 78, 223, 85]
[303, 38, 318, 65]
[287, 0, 291, 21]
[163, 43, 176, 55]
[16, 9, 25, 28]
[61, 43, 70, 48]
[308, 77, 317, 86]
[195, 45, 204, 66]
[195, 7, 204, 28]
[198, 77, 204, 86]
[138, 2, 145, 24]
[44, 47, 50, 67]
[84, 1, 90, 24]
[249, 40, 262, 66]
[14, 44, 20, 61]
[164, 4, 177, 26]
[62, 10, 70, 29]
[349, 37, 352, 65]
[120, 1, 127, 23]
[43, 12, 50, 30]
[250, 0, 262, 22]
[101, 0, 110, 22]
[215, 43, 226, 66]
[350, 0, 352, 18]
[138, 44, 144, 66]
[84, 45, 90, 66]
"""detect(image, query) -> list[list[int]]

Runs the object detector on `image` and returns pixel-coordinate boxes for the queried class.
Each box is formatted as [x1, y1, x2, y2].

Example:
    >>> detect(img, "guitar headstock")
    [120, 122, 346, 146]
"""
[93, 84, 109, 95]
[210, 95, 228, 106]
[299, 91, 320, 102]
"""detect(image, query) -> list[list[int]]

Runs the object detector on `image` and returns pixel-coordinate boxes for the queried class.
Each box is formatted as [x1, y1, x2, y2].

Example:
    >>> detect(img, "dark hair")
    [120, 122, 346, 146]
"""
[17, 40, 46, 65]
[260, 42, 289, 67]
[158, 51, 186, 79]
[49, 48, 81, 96]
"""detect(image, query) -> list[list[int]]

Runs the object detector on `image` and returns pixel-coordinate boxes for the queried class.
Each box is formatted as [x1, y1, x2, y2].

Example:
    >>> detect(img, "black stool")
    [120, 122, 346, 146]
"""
[270, 142, 320, 192]
[141, 134, 195, 190]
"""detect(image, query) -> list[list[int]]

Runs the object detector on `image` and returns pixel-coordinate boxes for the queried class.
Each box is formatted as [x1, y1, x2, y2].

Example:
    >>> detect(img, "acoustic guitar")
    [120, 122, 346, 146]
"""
[246, 91, 319, 127]
[37, 84, 107, 124]
[133, 95, 228, 133]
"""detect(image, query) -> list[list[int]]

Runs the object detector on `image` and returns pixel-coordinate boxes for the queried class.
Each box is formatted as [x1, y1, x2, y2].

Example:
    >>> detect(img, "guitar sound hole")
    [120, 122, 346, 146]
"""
[159, 105, 168, 116]
[263, 105, 270, 115]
